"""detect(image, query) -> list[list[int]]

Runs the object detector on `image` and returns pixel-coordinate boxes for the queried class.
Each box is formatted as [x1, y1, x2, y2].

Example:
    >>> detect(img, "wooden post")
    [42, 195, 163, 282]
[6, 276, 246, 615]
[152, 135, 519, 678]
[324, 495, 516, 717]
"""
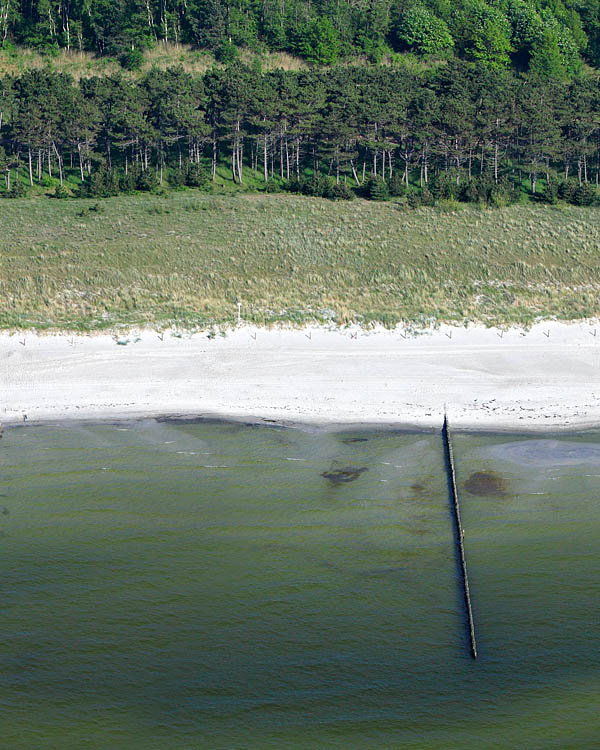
[442, 415, 478, 659]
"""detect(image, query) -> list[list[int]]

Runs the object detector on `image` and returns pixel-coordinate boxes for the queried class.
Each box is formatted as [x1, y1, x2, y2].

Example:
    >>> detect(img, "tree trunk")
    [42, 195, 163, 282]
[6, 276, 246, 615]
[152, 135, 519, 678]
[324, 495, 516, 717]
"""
[279, 136, 283, 179]
[264, 133, 268, 182]
[232, 139, 237, 182]
[78, 143, 84, 181]
[28, 148, 33, 186]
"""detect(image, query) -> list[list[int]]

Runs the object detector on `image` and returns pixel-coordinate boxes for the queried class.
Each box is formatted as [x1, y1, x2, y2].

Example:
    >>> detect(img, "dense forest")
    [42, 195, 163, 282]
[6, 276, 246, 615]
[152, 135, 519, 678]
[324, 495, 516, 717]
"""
[1, 63, 599, 205]
[0, 0, 600, 74]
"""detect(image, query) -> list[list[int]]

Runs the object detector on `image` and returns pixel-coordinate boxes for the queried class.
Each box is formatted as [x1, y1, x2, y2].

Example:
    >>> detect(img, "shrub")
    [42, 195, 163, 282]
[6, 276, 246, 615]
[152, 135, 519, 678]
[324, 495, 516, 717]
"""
[214, 41, 239, 63]
[1, 180, 26, 198]
[388, 171, 407, 197]
[488, 179, 520, 207]
[365, 175, 389, 201]
[301, 174, 334, 198]
[407, 190, 422, 208]
[136, 168, 159, 192]
[557, 179, 577, 202]
[539, 180, 558, 204]
[459, 175, 519, 206]
[430, 172, 459, 200]
[169, 167, 187, 188]
[420, 186, 435, 206]
[76, 168, 119, 198]
[283, 177, 302, 193]
[119, 170, 137, 194]
[331, 181, 355, 200]
[53, 184, 70, 199]
[185, 163, 210, 189]
[572, 182, 597, 206]
[264, 179, 282, 193]
[120, 49, 144, 71]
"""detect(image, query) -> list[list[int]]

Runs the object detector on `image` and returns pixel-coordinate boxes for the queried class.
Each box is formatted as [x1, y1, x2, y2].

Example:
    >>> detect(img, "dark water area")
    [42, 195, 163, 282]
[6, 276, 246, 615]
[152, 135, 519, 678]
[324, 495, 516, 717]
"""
[1, 422, 599, 749]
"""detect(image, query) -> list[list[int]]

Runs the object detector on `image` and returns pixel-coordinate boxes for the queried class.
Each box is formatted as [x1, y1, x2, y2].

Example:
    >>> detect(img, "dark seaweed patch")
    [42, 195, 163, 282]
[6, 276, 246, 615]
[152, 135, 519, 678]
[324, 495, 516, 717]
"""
[341, 437, 368, 444]
[463, 470, 507, 497]
[321, 465, 368, 484]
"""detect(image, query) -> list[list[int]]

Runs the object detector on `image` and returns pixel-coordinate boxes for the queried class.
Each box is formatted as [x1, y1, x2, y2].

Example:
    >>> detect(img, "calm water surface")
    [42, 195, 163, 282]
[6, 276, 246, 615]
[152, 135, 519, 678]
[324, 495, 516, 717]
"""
[1, 421, 599, 749]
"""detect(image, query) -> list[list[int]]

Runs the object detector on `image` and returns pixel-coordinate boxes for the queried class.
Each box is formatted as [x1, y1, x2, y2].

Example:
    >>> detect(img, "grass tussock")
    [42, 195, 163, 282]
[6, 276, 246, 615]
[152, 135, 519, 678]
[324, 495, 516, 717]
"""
[2, 194, 600, 331]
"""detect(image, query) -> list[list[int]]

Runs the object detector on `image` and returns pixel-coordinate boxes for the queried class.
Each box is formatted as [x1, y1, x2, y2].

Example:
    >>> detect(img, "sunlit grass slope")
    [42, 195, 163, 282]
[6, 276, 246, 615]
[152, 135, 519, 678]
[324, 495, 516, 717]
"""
[2, 193, 600, 331]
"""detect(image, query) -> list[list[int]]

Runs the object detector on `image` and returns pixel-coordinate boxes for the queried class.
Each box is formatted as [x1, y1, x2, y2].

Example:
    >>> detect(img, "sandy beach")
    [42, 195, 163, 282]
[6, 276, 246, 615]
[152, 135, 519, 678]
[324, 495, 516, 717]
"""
[1, 321, 599, 430]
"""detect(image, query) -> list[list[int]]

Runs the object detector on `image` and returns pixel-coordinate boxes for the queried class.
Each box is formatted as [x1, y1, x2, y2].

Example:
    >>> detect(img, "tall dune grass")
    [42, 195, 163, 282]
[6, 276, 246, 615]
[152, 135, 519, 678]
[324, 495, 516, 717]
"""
[2, 194, 599, 331]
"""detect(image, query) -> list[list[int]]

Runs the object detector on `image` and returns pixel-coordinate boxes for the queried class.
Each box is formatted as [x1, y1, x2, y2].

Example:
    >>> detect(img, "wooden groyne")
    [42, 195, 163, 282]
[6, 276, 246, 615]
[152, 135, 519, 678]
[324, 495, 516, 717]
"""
[442, 415, 478, 659]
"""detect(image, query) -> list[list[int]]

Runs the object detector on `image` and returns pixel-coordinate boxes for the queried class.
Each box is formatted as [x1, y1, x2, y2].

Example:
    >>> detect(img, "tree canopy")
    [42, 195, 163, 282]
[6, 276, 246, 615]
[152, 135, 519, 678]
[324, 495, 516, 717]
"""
[0, 0, 599, 73]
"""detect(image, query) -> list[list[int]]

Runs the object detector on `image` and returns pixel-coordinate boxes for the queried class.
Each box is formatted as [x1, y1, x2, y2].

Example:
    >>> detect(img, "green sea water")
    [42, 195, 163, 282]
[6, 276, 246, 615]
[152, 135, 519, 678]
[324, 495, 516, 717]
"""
[1, 421, 599, 749]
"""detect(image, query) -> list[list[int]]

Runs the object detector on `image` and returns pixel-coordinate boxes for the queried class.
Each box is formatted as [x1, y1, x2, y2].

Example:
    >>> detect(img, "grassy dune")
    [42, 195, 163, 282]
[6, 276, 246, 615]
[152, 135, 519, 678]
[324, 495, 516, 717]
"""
[2, 193, 600, 331]
[0, 44, 309, 80]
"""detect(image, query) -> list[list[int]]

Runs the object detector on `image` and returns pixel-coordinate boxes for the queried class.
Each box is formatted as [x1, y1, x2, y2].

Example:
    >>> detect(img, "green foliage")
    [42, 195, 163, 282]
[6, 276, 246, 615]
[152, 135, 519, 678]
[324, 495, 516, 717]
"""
[459, 175, 519, 206]
[388, 171, 407, 197]
[53, 184, 70, 199]
[136, 168, 159, 192]
[264, 178, 282, 193]
[572, 183, 597, 206]
[294, 18, 340, 65]
[169, 167, 187, 188]
[456, 0, 514, 68]
[119, 49, 144, 71]
[365, 175, 389, 200]
[119, 171, 138, 194]
[1, 179, 26, 198]
[393, 4, 454, 55]
[540, 180, 559, 204]
[558, 179, 578, 202]
[331, 181, 355, 200]
[185, 163, 210, 189]
[430, 172, 460, 200]
[76, 169, 120, 198]
[300, 174, 335, 198]
[1, 0, 600, 73]
[214, 41, 239, 63]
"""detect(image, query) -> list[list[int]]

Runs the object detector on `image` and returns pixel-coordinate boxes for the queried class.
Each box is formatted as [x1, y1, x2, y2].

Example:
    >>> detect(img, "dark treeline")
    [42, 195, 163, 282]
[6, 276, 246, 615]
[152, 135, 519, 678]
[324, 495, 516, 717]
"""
[2, 62, 600, 204]
[1, 0, 600, 73]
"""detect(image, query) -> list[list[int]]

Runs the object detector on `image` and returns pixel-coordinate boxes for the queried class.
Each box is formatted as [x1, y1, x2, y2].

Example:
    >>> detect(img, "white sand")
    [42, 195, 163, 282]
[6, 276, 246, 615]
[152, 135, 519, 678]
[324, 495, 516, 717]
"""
[1, 321, 599, 431]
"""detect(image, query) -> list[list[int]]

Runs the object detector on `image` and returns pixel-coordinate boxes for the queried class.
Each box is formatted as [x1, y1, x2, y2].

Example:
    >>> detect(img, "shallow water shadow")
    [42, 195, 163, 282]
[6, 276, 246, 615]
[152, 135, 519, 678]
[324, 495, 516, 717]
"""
[321, 463, 368, 485]
[463, 470, 507, 497]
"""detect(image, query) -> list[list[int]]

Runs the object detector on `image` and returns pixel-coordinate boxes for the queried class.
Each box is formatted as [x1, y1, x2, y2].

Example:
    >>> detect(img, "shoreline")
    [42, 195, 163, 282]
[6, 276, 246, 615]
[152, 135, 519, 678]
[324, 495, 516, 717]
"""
[2, 321, 599, 432]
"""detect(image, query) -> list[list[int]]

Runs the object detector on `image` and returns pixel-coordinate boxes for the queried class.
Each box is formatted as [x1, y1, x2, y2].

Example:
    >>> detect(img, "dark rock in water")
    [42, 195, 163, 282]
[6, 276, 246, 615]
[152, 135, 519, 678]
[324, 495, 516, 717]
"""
[322, 466, 368, 484]
[464, 470, 507, 497]
[341, 437, 368, 444]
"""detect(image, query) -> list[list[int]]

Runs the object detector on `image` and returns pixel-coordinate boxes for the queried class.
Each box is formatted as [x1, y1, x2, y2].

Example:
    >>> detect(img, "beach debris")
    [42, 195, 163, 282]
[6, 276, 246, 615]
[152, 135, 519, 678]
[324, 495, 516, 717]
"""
[463, 470, 507, 497]
[321, 463, 368, 484]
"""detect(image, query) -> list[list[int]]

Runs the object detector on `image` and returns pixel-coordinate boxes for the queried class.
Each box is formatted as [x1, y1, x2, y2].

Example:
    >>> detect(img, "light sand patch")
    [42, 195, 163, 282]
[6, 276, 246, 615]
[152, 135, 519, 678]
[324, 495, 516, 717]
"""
[1, 321, 599, 430]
